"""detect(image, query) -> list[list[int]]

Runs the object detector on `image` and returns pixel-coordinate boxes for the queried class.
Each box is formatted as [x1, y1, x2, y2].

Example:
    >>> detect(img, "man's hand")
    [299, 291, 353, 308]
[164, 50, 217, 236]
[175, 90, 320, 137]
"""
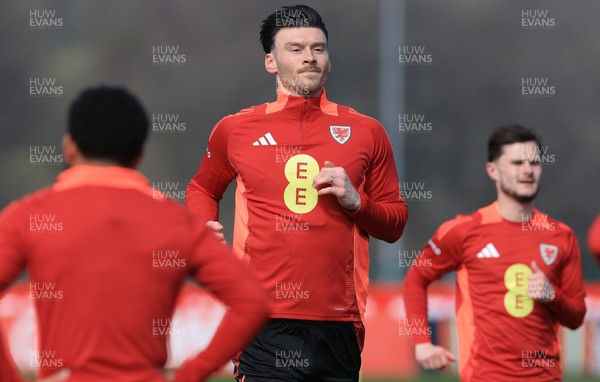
[37, 369, 70, 382]
[415, 342, 456, 370]
[527, 261, 555, 302]
[312, 161, 361, 211]
[206, 220, 225, 243]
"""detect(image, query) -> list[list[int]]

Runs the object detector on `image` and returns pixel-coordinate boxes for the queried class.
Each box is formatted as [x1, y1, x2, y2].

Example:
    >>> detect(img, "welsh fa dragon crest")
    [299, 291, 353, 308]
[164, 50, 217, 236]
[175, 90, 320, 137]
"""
[329, 125, 351, 144]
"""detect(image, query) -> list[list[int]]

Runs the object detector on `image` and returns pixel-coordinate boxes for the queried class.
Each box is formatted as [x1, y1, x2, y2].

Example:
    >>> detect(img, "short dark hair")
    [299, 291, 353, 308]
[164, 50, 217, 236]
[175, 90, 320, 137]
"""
[260, 5, 328, 53]
[68, 86, 148, 167]
[487, 124, 541, 162]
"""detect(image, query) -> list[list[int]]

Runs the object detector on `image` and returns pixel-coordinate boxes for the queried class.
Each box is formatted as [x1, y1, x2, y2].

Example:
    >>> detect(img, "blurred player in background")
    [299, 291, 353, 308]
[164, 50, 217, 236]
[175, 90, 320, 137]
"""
[403, 125, 586, 381]
[588, 214, 600, 260]
[0, 86, 270, 382]
[186, 4, 408, 381]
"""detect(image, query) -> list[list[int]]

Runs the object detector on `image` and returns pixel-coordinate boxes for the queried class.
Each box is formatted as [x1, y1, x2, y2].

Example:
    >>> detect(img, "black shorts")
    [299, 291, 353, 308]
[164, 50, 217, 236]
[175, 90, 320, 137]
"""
[234, 319, 362, 382]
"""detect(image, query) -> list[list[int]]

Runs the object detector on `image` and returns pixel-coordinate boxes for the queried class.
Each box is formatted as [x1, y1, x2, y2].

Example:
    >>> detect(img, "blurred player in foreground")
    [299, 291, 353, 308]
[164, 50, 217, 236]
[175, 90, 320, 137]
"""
[0, 86, 269, 382]
[403, 125, 586, 381]
[186, 4, 407, 381]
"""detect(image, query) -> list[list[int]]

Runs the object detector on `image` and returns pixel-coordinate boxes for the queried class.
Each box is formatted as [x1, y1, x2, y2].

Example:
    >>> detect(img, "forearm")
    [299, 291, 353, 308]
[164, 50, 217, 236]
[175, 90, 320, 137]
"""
[402, 268, 433, 345]
[347, 191, 408, 243]
[0, 329, 22, 382]
[176, 231, 270, 382]
[546, 288, 586, 329]
[185, 181, 221, 221]
[543, 234, 587, 330]
[173, 298, 269, 381]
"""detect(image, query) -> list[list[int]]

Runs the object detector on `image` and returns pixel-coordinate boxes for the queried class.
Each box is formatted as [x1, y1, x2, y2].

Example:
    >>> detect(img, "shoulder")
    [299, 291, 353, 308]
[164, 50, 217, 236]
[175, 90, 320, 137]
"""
[2, 187, 54, 213]
[331, 105, 391, 151]
[552, 217, 575, 235]
[536, 209, 577, 237]
[337, 105, 384, 130]
[424, 211, 479, 259]
[222, 104, 262, 123]
[209, 103, 266, 138]
[433, 204, 497, 242]
[435, 212, 478, 242]
[0, 186, 55, 226]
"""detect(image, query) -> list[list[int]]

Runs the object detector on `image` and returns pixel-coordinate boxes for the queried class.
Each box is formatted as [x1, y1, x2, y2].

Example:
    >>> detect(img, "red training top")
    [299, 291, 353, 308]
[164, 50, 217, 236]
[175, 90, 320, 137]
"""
[0, 165, 269, 382]
[403, 203, 586, 381]
[187, 90, 408, 323]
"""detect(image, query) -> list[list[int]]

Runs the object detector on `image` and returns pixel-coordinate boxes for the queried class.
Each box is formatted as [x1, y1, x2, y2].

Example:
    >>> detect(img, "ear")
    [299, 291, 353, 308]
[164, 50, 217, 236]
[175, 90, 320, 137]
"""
[62, 134, 79, 166]
[265, 53, 277, 74]
[485, 161, 498, 182]
[128, 152, 144, 169]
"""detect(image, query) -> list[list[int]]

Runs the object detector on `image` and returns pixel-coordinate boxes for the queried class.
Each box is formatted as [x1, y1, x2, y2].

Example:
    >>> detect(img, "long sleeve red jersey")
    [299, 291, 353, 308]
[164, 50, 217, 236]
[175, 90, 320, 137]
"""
[0, 165, 270, 382]
[403, 203, 586, 381]
[187, 90, 408, 322]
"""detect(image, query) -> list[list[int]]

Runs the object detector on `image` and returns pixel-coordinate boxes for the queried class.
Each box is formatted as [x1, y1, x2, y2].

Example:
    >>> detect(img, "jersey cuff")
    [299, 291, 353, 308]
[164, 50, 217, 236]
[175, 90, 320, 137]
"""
[411, 335, 433, 345]
[344, 192, 367, 216]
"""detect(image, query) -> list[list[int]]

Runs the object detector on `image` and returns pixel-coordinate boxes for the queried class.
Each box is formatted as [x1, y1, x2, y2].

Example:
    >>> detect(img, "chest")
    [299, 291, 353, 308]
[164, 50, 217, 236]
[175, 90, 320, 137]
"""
[228, 119, 373, 194]
[461, 224, 566, 283]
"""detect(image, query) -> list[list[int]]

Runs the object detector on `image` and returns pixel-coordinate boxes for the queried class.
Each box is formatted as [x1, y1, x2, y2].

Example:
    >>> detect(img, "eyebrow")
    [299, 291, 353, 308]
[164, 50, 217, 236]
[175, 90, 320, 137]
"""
[510, 158, 541, 164]
[284, 41, 327, 48]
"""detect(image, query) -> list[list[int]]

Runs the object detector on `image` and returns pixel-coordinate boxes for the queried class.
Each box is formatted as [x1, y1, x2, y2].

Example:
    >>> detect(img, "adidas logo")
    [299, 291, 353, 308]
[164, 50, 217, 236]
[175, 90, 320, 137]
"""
[252, 132, 277, 146]
[476, 243, 500, 259]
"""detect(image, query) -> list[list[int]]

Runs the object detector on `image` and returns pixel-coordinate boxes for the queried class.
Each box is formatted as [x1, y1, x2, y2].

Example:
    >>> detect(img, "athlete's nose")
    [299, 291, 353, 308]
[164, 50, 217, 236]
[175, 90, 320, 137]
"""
[303, 48, 316, 64]
[522, 160, 534, 174]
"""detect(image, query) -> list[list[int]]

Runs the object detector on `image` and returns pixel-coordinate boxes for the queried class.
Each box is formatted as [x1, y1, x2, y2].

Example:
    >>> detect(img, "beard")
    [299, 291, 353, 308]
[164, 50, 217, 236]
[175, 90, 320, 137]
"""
[278, 64, 328, 96]
[301, 76, 324, 95]
[500, 181, 540, 204]
[294, 69, 325, 95]
[279, 76, 323, 96]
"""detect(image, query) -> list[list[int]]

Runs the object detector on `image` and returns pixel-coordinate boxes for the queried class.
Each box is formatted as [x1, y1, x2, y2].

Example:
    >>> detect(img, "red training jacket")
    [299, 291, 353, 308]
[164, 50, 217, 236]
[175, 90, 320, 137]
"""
[403, 203, 586, 381]
[187, 90, 408, 323]
[0, 165, 270, 382]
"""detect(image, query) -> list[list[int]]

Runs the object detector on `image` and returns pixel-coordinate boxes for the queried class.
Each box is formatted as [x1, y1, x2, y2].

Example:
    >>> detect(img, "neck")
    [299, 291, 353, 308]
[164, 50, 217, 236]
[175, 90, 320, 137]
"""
[69, 157, 123, 168]
[495, 192, 535, 222]
[275, 79, 323, 98]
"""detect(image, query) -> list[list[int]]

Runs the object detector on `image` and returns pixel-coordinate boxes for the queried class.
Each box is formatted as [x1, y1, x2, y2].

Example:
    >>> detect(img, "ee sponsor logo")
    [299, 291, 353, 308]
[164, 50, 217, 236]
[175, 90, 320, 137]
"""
[284, 154, 319, 214]
[504, 263, 534, 318]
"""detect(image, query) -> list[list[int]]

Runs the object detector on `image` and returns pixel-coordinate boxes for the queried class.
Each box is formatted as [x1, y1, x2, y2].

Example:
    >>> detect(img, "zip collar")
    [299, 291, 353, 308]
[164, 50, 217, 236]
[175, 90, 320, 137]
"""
[265, 89, 338, 116]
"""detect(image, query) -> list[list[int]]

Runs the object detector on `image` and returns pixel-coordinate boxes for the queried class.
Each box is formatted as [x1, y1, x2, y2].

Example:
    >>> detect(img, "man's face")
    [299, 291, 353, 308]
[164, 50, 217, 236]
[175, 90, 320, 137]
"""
[487, 141, 542, 203]
[265, 27, 331, 97]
